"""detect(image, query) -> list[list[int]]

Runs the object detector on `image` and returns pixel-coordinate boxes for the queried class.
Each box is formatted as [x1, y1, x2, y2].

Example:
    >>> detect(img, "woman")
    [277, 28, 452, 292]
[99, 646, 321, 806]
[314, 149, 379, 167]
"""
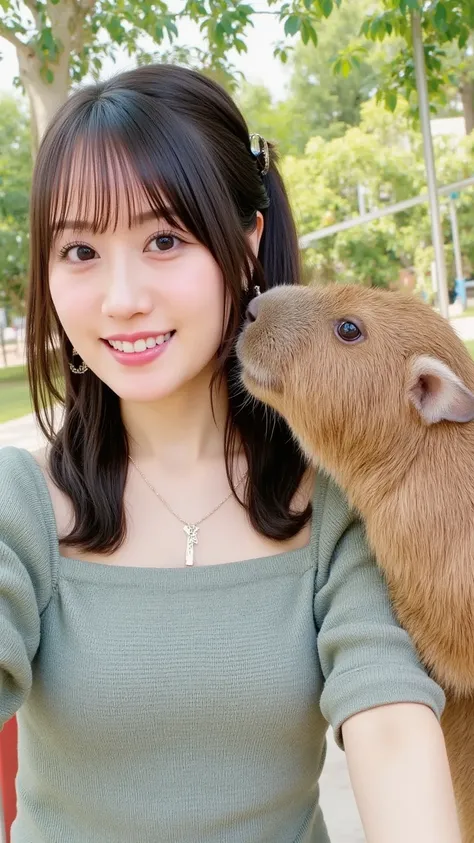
[0, 64, 460, 842]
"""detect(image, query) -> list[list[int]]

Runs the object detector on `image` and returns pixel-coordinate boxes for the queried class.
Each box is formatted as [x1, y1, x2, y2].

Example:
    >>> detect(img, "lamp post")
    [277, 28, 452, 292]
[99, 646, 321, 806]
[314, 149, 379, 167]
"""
[448, 191, 466, 308]
[411, 10, 450, 319]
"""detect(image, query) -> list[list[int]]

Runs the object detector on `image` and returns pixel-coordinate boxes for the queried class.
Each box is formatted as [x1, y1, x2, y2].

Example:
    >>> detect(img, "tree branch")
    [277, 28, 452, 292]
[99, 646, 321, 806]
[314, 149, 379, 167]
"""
[21, 0, 43, 33]
[68, 0, 96, 56]
[0, 21, 30, 56]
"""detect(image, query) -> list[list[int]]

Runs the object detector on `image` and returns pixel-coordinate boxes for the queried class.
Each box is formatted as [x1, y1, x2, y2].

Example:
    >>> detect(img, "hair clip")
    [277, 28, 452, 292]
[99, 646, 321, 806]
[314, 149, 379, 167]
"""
[249, 133, 270, 177]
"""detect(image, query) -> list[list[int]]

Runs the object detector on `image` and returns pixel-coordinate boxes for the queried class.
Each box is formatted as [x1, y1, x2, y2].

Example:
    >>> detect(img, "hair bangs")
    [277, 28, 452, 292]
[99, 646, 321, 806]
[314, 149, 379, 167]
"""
[43, 93, 238, 265]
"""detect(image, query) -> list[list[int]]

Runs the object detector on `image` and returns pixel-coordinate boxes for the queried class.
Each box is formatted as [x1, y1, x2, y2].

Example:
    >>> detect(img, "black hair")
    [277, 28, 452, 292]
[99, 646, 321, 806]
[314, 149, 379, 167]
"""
[27, 63, 310, 552]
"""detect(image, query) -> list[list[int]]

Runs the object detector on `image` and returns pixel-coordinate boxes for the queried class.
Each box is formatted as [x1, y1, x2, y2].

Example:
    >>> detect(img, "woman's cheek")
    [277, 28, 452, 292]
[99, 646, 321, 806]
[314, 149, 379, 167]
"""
[50, 271, 100, 328]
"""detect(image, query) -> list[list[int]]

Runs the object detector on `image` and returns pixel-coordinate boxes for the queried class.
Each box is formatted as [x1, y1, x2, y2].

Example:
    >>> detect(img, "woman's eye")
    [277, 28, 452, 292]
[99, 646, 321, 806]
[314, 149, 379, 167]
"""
[60, 244, 97, 263]
[146, 233, 180, 253]
[335, 320, 363, 343]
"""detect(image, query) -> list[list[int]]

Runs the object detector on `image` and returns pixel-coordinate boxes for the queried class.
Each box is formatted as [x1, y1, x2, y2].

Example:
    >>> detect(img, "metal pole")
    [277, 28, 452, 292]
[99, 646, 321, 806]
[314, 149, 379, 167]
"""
[449, 192, 466, 309]
[357, 183, 366, 217]
[411, 10, 450, 318]
[0, 329, 7, 368]
[449, 194, 464, 282]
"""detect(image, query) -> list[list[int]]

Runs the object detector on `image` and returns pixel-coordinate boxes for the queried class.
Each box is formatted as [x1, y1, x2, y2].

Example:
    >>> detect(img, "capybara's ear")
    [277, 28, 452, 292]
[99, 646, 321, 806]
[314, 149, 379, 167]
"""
[408, 355, 474, 424]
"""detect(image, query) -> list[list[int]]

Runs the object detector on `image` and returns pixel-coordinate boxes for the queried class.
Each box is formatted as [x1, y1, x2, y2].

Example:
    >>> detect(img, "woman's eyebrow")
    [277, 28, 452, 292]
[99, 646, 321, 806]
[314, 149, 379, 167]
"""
[51, 209, 170, 234]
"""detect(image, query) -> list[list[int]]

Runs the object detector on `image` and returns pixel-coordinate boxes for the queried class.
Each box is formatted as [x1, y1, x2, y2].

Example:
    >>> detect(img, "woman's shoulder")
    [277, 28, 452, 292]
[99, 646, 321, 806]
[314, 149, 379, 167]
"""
[0, 444, 51, 499]
[0, 445, 43, 499]
[312, 467, 357, 540]
[0, 446, 59, 581]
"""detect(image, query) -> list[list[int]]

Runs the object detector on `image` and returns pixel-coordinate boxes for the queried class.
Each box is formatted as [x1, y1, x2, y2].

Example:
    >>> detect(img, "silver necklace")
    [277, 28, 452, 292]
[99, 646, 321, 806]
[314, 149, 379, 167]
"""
[128, 456, 246, 567]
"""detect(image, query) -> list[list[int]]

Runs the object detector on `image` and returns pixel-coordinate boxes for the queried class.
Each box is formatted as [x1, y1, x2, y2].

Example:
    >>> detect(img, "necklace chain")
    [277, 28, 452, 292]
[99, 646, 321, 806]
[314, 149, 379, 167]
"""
[128, 455, 246, 566]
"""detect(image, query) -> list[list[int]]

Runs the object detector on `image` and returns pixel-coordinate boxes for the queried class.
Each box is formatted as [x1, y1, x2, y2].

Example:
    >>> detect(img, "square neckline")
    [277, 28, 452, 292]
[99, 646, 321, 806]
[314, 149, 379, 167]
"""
[20, 447, 324, 589]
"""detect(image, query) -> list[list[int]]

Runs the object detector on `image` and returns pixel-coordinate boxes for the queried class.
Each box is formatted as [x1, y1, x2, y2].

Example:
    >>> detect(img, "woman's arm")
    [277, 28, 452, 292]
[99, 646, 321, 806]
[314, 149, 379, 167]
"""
[343, 702, 461, 843]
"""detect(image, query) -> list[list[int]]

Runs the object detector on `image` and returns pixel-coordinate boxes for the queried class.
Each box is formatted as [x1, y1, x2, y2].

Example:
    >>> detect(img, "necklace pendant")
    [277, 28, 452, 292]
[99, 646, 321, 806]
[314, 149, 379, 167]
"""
[184, 523, 199, 566]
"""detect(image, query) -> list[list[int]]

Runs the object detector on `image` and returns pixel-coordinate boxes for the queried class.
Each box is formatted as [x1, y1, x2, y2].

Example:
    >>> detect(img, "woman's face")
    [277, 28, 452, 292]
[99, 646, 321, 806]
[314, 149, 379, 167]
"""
[49, 188, 263, 404]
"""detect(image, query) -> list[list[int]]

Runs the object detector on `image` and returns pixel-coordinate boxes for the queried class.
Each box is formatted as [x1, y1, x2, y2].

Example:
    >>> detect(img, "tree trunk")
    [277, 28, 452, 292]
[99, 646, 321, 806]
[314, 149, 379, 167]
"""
[13, 0, 81, 155]
[17, 48, 69, 156]
[460, 79, 474, 137]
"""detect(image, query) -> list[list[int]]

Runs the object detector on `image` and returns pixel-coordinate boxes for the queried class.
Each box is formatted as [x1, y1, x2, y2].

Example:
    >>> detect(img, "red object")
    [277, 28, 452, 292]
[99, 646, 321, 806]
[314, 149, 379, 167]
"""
[0, 717, 18, 843]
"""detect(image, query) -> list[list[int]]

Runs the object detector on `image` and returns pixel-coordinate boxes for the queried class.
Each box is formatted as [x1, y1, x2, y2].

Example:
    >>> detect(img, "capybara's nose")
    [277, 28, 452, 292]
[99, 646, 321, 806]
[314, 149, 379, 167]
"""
[246, 295, 261, 323]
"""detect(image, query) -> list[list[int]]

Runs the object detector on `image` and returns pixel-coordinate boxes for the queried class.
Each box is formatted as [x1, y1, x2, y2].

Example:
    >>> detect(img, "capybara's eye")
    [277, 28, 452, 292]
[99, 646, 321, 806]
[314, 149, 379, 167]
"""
[335, 320, 362, 343]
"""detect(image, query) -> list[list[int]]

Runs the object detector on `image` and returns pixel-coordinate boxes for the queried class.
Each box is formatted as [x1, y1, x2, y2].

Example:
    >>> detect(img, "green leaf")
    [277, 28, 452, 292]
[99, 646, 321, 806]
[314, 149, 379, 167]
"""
[385, 90, 397, 112]
[308, 24, 318, 46]
[458, 29, 469, 49]
[273, 44, 289, 64]
[433, 2, 447, 30]
[284, 15, 301, 37]
[108, 15, 125, 43]
[341, 57, 352, 77]
[320, 0, 333, 17]
[39, 28, 55, 55]
[369, 18, 380, 39]
[39, 65, 54, 85]
[165, 18, 178, 39]
[234, 37, 247, 53]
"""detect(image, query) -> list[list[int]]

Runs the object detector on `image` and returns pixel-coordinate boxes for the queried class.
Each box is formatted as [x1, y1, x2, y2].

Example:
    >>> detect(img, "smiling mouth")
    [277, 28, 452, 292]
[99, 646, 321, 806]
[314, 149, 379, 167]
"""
[102, 331, 175, 354]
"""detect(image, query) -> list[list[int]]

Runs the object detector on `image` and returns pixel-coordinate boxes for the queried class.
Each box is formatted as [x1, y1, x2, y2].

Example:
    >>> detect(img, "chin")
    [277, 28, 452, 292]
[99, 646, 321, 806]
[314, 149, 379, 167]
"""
[98, 372, 187, 404]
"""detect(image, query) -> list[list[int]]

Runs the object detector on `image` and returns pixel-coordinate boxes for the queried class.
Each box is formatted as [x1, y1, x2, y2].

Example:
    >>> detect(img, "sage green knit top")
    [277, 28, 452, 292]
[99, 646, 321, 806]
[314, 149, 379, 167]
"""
[0, 446, 444, 843]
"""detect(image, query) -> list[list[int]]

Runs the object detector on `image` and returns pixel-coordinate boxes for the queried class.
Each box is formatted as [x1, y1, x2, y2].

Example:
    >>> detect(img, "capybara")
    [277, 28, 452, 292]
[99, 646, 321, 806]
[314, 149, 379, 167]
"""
[237, 283, 474, 839]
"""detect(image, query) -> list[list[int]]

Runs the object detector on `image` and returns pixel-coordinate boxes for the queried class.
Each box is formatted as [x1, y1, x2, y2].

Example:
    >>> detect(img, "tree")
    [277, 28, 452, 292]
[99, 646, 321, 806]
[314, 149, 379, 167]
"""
[0, 94, 31, 311]
[432, 36, 474, 135]
[238, 0, 400, 156]
[281, 97, 474, 293]
[0, 0, 339, 152]
[238, 0, 474, 162]
[237, 82, 302, 155]
[357, 0, 474, 130]
[3, 0, 472, 156]
[285, 0, 385, 149]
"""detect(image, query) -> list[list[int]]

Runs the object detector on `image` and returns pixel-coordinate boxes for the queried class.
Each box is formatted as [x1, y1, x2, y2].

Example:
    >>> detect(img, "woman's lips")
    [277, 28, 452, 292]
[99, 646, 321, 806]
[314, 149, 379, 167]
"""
[101, 331, 175, 367]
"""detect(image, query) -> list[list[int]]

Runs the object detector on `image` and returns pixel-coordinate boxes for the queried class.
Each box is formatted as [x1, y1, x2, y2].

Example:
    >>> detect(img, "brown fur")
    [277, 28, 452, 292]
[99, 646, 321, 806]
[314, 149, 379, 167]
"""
[236, 284, 474, 839]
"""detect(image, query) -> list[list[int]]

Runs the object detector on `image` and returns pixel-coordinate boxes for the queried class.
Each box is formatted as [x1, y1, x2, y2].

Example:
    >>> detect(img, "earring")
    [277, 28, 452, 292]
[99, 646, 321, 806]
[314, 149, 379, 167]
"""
[253, 285, 261, 297]
[69, 348, 88, 375]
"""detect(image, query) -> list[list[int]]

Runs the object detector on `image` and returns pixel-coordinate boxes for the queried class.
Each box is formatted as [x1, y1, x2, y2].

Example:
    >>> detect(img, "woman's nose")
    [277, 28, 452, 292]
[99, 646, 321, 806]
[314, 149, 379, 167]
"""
[102, 264, 153, 319]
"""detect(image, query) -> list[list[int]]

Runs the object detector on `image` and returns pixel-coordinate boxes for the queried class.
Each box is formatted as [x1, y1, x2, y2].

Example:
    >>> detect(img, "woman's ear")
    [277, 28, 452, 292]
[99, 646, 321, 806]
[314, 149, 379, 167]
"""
[247, 212, 264, 257]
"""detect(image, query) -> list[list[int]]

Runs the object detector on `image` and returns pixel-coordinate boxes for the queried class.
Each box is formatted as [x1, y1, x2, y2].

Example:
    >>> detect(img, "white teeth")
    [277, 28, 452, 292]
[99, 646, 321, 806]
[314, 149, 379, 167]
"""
[107, 333, 172, 353]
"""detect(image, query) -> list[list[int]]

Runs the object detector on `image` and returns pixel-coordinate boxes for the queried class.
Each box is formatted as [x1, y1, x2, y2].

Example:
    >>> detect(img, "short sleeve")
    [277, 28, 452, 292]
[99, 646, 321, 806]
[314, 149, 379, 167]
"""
[313, 476, 445, 749]
[0, 447, 57, 729]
